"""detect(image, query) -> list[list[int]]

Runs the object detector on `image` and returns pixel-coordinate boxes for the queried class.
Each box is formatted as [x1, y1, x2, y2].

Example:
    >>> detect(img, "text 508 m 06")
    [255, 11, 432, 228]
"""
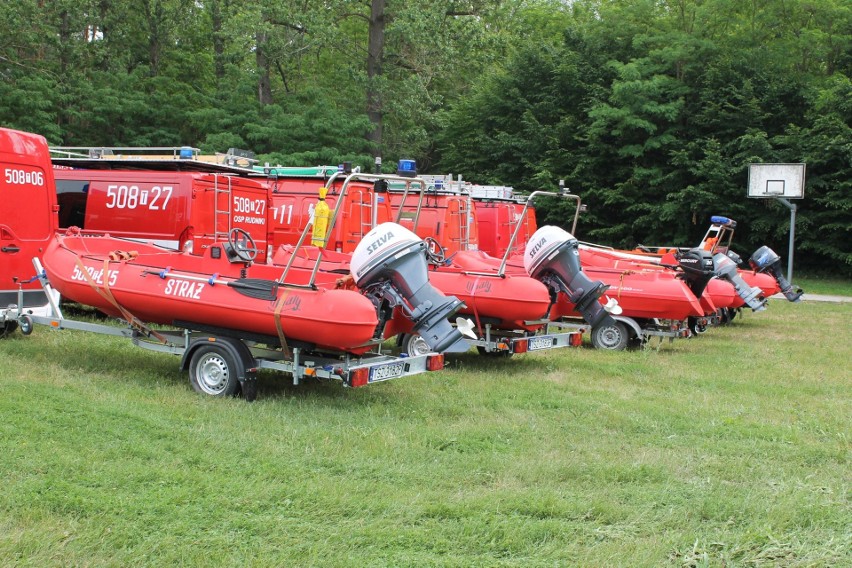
[4, 168, 44, 186]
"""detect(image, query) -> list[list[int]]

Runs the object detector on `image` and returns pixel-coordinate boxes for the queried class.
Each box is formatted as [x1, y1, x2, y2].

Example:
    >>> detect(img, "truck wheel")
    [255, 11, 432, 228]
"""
[189, 345, 241, 397]
[591, 321, 629, 351]
[401, 333, 432, 356]
[1, 320, 18, 338]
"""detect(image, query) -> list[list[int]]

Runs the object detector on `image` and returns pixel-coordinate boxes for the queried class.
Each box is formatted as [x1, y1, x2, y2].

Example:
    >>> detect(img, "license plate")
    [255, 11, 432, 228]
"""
[528, 336, 555, 350]
[369, 361, 405, 382]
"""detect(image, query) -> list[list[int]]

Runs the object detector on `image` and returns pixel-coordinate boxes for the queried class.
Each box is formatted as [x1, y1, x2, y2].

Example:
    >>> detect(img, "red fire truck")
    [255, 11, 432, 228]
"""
[0, 127, 60, 336]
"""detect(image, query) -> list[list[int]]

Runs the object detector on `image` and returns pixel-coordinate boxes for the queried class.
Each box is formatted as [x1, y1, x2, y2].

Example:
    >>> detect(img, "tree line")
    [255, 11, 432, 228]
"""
[1, 0, 849, 275]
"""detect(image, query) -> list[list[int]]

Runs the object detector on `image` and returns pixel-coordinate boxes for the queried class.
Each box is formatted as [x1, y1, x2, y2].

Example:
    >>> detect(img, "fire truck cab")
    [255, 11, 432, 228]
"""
[0, 127, 60, 334]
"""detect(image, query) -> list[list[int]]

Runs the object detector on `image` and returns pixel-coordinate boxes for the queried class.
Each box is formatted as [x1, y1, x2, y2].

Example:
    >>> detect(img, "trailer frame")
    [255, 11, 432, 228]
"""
[14, 259, 445, 401]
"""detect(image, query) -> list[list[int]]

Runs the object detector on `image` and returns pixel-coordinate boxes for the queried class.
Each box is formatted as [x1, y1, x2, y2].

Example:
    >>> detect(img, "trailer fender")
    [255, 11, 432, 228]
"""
[611, 315, 643, 339]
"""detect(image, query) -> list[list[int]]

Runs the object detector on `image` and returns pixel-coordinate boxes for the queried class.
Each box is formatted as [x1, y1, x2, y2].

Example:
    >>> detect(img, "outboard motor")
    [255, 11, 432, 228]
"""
[351, 222, 469, 353]
[524, 226, 621, 328]
[676, 248, 718, 334]
[749, 246, 803, 302]
[675, 248, 716, 298]
[713, 251, 767, 311]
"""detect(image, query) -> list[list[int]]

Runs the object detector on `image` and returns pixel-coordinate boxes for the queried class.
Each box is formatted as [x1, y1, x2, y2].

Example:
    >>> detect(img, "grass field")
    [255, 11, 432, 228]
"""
[795, 275, 852, 297]
[1, 299, 850, 566]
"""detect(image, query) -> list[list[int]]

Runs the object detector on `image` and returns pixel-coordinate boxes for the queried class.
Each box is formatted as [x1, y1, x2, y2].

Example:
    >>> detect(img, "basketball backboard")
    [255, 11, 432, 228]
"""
[748, 163, 805, 199]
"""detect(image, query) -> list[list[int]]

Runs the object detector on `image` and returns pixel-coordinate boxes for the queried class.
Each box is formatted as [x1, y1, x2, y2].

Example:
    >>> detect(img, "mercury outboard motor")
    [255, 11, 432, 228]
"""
[351, 222, 469, 353]
[749, 246, 803, 302]
[676, 248, 718, 334]
[713, 251, 767, 311]
[524, 226, 621, 328]
[675, 248, 716, 298]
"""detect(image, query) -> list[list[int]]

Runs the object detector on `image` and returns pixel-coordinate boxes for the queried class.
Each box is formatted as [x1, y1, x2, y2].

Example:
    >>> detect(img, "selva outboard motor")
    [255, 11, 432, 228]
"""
[749, 246, 803, 302]
[675, 248, 716, 298]
[713, 251, 767, 311]
[351, 222, 468, 353]
[524, 226, 620, 328]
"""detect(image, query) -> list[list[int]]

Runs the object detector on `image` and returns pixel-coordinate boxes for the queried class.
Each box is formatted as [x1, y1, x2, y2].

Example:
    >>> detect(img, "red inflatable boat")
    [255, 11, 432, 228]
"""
[41, 231, 381, 354]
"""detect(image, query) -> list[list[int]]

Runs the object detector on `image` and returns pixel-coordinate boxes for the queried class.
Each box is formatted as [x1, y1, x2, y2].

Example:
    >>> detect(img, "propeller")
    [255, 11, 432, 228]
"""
[455, 317, 478, 339]
[603, 297, 623, 315]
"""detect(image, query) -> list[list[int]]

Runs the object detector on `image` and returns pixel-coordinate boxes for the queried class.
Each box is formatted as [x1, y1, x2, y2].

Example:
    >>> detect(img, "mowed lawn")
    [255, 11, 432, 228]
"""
[1, 299, 849, 566]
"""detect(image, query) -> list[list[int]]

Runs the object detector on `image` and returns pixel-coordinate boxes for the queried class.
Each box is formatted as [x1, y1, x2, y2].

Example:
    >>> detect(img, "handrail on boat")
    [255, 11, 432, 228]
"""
[476, 188, 582, 278]
[276, 172, 429, 289]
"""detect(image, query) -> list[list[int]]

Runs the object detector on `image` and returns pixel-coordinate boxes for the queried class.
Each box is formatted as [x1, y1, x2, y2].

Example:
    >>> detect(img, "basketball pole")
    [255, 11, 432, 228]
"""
[775, 197, 797, 283]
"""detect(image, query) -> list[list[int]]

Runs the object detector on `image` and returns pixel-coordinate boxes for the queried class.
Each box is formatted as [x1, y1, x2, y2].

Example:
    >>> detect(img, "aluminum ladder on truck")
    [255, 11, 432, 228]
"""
[351, 188, 375, 245]
[448, 194, 472, 252]
[212, 175, 234, 243]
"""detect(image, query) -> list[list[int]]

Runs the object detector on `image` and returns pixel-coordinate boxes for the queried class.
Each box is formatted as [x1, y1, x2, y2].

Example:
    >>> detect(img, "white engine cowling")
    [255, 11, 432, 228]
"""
[351, 223, 421, 286]
[524, 225, 574, 276]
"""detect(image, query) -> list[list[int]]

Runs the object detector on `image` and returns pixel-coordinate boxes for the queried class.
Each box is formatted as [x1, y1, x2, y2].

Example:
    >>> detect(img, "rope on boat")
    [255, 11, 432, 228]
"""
[72, 254, 170, 344]
[108, 250, 138, 261]
[272, 288, 292, 359]
[469, 276, 484, 335]
[616, 270, 632, 300]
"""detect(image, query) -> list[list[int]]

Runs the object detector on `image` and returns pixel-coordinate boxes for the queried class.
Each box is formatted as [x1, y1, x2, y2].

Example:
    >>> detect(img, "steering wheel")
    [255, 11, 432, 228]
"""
[423, 237, 446, 265]
[227, 228, 258, 262]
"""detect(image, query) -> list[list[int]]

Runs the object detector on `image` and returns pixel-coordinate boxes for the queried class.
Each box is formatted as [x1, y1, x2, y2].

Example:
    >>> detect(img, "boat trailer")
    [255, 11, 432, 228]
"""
[12, 259, 445, 401]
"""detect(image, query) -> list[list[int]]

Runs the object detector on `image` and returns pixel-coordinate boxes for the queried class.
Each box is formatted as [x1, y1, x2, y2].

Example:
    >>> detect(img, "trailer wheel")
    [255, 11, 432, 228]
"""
[189, 345, 241, 397]
[688, 317, 707, 335]
[19, 315, 33, 336]
[1, 320, 18, 338]
[715, 307, 738, 326]
[591, 321, 629, 351]
[401, 333, 432, 357]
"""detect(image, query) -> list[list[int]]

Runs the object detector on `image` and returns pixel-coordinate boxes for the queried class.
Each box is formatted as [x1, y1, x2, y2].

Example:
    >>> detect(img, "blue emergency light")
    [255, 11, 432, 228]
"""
[179, 146, 193, 159]
[397, 159, 417, 177]
[711, 215, 734, 226]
